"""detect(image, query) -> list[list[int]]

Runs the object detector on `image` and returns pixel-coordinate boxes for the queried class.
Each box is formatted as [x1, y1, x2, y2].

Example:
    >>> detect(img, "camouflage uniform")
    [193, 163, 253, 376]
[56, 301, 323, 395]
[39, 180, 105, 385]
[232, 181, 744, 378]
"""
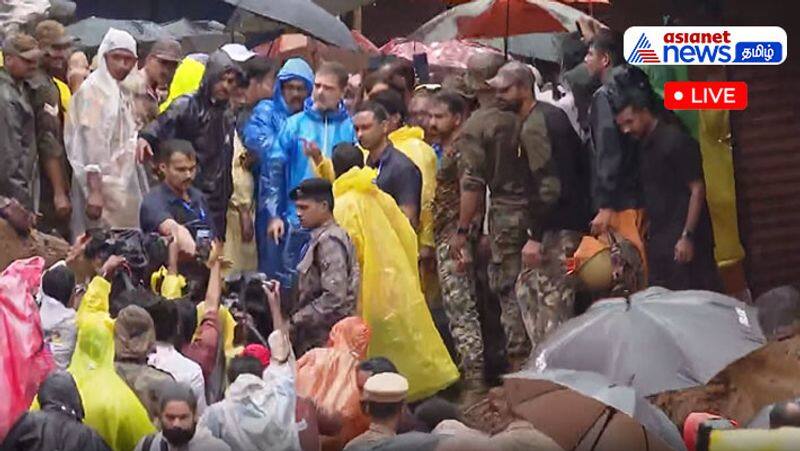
[515, 230, 581, 348]
[293, 218, 360, 354]
[434, 147, 484, 381]
[514, 102, 591, 349]
[458, 106, 533, 359]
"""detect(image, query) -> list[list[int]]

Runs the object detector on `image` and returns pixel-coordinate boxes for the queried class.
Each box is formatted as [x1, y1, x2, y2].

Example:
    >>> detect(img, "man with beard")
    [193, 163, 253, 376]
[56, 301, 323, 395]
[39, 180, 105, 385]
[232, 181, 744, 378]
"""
[138, 49, 242, 241]
[65, 28, 145, 236]
[449, 54, 533, 368]
[139, 140, 213, 254]
[584, 29, 647, 268]
[265, 61, 355, 289]
[429, 90, 487, 404]
[135, 382, 230, 451]
[29, 20, 73, 238]
[488, 61, 591, 346]
[611, 67, 720, 291]
[242, 57, 313, 278]
[124, 38, 182, 130]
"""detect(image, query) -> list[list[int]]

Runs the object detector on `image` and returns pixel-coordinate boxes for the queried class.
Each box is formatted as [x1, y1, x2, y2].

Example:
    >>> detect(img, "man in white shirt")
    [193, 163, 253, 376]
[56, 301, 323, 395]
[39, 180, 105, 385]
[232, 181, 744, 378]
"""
[146, 298, 208, 414]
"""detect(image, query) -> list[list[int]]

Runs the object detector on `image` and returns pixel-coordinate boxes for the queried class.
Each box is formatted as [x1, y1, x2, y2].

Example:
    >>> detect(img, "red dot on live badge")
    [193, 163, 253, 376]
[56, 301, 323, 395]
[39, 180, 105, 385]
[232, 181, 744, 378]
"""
[664, 81, 748, 111]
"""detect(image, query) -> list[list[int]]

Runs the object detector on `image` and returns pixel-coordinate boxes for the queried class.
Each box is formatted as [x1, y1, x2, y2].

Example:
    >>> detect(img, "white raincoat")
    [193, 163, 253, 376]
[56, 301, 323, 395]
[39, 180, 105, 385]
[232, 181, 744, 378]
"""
[199, 331, 301, 451]
[64, 28, 147, 235]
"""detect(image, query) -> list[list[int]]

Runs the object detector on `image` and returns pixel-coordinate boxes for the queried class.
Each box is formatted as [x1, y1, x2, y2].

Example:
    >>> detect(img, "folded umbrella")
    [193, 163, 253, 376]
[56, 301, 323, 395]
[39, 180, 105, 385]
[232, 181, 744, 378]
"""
[223, 0, 357, 49]
[505, 368, 686, 451]
[532, 287, 766, 397]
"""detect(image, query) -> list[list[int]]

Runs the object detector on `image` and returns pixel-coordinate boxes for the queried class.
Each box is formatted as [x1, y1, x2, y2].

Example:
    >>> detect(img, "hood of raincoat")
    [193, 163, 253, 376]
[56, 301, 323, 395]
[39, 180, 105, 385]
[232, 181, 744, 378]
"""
[327, 316, 370, 357]
[68, 309, 155, 450]
[38, 371, 85, 421]
[274, 57, 314, 116]
[114, 305, 156, 360]
[332, 167, 460, 401]
[198, 49, 240, 105]
[86, 28, 137, 99]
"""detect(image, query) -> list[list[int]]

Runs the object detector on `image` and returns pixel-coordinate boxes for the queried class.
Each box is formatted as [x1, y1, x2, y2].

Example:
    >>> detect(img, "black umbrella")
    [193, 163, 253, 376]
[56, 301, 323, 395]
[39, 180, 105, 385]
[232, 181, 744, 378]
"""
[531, 287, 766, 397]
[162, 19, 244, 54]
[505, 369, 687, 451]
[223, 0, 357, 49]
[66, 16, 172, 51]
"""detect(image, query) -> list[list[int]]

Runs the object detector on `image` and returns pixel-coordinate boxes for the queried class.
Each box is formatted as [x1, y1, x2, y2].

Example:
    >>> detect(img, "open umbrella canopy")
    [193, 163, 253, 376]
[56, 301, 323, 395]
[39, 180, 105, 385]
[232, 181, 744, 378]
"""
[505, 369, 686, 451]
[223, 0, 357, 49]
[162, 18, 244, 54]
[532, 287, 766, 397]
[380, 38, 502, 70]
[66, 16, 172, 50]
[410, 0, 597, 42]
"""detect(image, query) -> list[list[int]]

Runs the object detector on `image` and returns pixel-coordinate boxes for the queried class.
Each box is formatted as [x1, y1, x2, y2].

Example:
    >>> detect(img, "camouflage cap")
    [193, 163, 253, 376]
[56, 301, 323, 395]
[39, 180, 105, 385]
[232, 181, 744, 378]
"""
[149, 38, 182, 63]
[464, 52, 506, 91]
[2, 33, 43, 61]
[35, 20, 74, 48]
[487, 61, 534, 90]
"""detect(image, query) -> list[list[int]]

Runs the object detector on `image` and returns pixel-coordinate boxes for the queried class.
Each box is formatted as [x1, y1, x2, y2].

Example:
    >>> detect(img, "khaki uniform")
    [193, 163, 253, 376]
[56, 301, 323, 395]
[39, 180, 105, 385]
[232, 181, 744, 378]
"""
[27, 70, 70, 238]
[434, 147, 484, 381]
[293, 218, 360, 354]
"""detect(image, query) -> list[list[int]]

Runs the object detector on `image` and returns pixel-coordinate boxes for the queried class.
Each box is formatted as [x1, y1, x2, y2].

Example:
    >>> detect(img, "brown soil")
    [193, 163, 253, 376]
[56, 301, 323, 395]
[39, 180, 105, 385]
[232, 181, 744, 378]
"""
[0, 219, 70, 272]
[650, 333, 800, 427]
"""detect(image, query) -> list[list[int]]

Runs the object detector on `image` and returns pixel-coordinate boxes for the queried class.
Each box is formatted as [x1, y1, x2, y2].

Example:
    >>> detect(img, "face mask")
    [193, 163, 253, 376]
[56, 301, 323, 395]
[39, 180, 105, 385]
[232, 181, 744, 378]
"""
[162, 423, 196, 446]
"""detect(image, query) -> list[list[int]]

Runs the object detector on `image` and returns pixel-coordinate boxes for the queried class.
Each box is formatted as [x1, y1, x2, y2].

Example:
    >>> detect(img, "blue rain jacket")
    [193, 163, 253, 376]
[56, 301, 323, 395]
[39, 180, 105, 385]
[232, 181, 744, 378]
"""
[242, 58, 313, 276]
[268, 97, 356, 226]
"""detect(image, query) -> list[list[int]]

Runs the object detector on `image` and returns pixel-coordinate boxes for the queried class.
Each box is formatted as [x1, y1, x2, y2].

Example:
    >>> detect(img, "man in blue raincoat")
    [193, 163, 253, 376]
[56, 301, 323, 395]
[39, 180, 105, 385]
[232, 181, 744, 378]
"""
[242, 58, 314, 278]
[260, 61, 356, 289]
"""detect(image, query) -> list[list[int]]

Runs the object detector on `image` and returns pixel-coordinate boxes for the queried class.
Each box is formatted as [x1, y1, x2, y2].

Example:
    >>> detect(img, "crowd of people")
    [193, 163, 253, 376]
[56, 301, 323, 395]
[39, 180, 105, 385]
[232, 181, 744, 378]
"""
[0, 13, 726, 451]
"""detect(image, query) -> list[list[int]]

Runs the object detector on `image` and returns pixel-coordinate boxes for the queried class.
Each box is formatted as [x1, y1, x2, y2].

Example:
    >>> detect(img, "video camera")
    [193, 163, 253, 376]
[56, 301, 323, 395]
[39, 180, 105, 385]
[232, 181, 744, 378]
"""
[223, 271, 276, 346]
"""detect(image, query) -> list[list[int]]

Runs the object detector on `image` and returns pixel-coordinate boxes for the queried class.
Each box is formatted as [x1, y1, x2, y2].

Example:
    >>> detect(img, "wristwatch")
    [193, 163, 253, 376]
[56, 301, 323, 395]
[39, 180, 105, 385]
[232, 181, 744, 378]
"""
[681, 229, 694, 241]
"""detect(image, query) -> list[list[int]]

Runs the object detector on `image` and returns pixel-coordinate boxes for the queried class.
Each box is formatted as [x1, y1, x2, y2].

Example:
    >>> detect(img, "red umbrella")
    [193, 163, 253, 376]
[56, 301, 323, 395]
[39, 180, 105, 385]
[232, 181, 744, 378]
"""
[411, 0, 603, 42]
[380, 37, 502, 69]
[253, 31, 378, 73]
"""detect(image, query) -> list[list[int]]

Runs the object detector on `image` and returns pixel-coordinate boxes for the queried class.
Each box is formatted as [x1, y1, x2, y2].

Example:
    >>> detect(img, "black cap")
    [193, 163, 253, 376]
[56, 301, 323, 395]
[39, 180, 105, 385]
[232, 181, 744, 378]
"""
[289, 178, 333, 201]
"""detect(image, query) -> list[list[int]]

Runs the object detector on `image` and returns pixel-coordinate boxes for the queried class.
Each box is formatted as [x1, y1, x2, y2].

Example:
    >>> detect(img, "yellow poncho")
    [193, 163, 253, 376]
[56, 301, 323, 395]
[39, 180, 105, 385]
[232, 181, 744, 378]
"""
[68, 277, 155, 451]
[333, 167, 459, 401]
[160, 57, 205, 113]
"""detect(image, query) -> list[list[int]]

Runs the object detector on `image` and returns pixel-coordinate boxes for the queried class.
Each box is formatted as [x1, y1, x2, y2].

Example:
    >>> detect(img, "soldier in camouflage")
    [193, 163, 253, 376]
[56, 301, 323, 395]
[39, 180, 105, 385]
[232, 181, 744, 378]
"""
[429, 90, 486, 395]
[451, 55, 534, 365]
[488, 62, 592, 349]
[289, 178, 360, 355]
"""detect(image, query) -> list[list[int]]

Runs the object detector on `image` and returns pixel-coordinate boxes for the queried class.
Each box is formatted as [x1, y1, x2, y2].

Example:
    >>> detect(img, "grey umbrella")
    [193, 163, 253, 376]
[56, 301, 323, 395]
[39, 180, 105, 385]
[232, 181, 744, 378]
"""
[314, 0, 374, 16]
[223, 0, 356, 49]
[531, 287, 766, 397]
[505, 369, 687, 451]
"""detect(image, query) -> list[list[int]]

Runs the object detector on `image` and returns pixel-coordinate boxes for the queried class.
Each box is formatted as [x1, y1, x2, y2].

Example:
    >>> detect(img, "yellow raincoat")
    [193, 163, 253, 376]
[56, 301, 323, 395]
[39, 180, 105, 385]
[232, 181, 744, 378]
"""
[388, 125, 438, 249]
[332, 167, 459, 401]
[68, 276, 155, 451]
[160, 57, 205, 113]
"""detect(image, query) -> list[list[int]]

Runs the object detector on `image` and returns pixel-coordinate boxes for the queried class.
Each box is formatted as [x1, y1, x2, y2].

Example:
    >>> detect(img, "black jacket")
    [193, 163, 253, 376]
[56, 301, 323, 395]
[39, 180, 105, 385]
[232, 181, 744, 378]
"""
[1, 371, 111, 451]
[139, 51, 239, 237]
[588, 85, 643, 211]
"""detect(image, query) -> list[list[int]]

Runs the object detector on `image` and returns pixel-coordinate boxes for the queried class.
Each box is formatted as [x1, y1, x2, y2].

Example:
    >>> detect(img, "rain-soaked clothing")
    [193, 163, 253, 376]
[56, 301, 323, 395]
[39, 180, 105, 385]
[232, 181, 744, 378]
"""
[263, 95, 355, 287]
[333, 167, 459, 401]
[68, 275, 155, 451]
[1, 371, 111, 451]
[139, 50, 239, 237]
[242, 58, 314, 278]
[296, 317, 371, 451]
[64, 28, 147, 236]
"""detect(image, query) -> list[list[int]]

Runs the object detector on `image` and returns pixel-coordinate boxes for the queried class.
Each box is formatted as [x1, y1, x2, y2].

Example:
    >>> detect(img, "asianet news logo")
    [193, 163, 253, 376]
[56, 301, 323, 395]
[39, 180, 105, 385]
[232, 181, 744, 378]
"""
[624, 26, 787, 65]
